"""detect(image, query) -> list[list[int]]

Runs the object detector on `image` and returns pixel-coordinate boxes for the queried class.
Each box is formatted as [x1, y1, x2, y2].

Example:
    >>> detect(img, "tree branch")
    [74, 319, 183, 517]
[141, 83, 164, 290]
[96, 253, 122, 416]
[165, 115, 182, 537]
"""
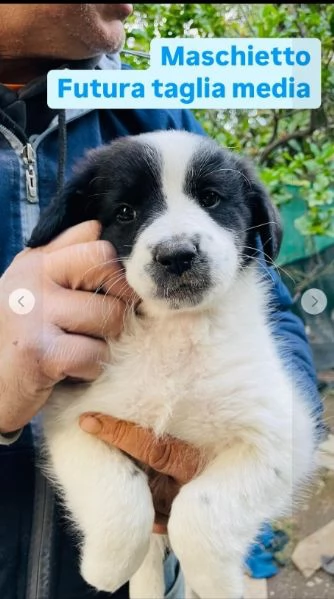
[267, 110, 279, 146]
[291, 261, 334, 301]
[259, 112, 318, 165]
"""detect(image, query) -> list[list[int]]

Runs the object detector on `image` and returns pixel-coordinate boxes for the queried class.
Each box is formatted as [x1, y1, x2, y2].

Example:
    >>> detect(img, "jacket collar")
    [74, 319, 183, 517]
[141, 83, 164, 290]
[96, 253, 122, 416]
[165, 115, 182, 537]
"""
[18, 53, 121, 100]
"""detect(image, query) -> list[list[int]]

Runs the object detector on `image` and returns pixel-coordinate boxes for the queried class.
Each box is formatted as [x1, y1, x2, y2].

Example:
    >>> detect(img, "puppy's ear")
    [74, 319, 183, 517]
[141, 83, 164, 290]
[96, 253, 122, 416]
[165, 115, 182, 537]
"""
[248, 179, 282, 263]
[238, 158, 282, 264]
[27, 161, 100, 248]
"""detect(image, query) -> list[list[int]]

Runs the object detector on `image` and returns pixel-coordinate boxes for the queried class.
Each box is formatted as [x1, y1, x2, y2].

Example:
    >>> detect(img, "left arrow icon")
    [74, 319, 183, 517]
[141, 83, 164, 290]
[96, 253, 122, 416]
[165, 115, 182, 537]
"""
[9, 289, 35, 315]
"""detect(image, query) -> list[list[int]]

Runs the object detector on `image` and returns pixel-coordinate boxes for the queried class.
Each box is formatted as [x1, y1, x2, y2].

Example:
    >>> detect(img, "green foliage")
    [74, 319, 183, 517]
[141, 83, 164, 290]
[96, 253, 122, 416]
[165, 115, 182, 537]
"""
[124, 4, 334, 238]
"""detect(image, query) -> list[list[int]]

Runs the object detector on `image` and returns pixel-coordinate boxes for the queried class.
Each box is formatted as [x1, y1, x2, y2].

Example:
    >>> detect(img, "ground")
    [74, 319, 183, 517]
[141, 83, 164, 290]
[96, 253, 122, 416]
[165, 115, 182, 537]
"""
[267, 383, 334, 599]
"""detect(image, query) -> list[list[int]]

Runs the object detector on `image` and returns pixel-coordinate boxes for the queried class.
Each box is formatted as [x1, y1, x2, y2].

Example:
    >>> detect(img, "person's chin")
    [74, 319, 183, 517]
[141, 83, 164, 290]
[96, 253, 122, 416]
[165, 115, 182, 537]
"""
[83, 10, 129, 56]
[96, 19, 126, 54]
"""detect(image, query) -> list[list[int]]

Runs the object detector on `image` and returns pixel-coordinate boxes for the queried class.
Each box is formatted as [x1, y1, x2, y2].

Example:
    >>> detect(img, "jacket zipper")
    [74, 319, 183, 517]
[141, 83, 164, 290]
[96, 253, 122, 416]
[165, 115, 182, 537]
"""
[26, 466, 55, 599]
[22, 142, 37, 203]
[0, 124, 38, 203]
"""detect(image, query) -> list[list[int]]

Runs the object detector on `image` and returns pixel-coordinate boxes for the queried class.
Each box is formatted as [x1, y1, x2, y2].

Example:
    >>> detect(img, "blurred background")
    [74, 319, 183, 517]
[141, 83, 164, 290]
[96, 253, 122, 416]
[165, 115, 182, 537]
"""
[123, 5, 334, 598]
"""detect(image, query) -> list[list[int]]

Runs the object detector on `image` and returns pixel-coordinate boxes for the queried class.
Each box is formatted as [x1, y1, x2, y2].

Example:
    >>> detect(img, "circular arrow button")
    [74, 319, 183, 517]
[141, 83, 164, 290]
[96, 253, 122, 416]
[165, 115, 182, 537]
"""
[9, 288, 36, 315]
[301, 288, 327, 316]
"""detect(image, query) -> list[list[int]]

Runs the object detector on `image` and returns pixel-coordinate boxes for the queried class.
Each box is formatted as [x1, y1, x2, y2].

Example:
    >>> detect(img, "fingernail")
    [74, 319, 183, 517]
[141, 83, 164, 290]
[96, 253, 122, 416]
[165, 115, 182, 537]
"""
[80, 416, 102, 434]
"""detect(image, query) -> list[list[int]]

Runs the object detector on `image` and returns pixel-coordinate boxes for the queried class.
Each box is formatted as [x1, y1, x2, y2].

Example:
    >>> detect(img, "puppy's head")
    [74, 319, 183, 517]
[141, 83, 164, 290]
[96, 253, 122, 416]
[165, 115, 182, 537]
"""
[28, 131, 282, 312]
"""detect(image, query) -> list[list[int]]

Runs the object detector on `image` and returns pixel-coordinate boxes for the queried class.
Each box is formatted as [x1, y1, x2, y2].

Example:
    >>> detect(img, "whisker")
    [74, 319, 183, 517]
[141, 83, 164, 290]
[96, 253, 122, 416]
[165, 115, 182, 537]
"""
[102, 276, 129, 300]
[242, 244, 296, 284]
[85, 271, 129, 314]
[216, 168, 252, 188]
[240, 221, 280, 234]
[242, 254, 275, 284]
[90, 270, 128, 301]
[103, 281, 138, 335]
[194, 165, 253, 188]
[81, 257, 126, 281]
[100, 286, 137, 338]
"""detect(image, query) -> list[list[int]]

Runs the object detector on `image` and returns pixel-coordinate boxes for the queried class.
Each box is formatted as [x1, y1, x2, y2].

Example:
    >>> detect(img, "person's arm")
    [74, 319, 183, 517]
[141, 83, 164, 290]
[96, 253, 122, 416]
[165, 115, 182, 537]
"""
[264, 260, 324, 438]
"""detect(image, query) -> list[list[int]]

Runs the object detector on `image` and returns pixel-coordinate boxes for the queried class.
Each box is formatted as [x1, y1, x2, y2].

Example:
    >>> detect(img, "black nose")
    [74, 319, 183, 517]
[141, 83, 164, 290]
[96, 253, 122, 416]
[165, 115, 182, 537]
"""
[155, 246, 198, 276]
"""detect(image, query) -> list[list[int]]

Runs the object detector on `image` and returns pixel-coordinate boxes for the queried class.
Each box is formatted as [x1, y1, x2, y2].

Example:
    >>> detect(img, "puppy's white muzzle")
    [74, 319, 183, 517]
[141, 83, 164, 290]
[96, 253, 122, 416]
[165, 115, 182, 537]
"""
[125, 208, 240, 312]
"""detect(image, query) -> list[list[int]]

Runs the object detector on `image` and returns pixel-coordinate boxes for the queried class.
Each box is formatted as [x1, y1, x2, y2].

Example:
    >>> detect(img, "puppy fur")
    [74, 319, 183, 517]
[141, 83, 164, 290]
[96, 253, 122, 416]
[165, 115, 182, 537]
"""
[29, 131, 317, 599]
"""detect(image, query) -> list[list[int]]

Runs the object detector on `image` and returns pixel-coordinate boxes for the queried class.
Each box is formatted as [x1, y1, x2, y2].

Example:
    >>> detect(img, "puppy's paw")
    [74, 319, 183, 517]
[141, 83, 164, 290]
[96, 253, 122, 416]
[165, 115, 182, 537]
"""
[129, 574, 165, 599]
[168, 489, 244, 599]
[80, 537, 150, 593]
[129, 534, 166, 599]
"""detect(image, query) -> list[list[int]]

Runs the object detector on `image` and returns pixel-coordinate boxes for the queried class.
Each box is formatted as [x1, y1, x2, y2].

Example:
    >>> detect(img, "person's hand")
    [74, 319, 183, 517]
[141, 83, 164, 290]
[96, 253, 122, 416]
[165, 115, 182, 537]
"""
[79, 414, 206, 534]
[0, 221, 138, 434]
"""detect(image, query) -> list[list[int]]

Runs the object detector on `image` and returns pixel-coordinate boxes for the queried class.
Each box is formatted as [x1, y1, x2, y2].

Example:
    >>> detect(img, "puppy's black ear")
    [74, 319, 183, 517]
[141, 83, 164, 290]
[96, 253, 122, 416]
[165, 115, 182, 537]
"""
[249, 180, 282, 263]
[240, 160, 282, 264]
[27, 161, 100, 248]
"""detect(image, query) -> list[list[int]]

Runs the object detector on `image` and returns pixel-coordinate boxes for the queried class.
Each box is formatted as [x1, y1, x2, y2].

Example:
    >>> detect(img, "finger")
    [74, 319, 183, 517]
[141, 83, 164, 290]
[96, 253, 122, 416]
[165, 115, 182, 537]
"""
[48, 289, 127, 339]
[153, 517, 168, 535]
[41, 221, 102, 253]
[46, 239, 116, 289]
[42, 333, 110, 382]
[79, 415, 202, 483]
[46, 240, 136, 302]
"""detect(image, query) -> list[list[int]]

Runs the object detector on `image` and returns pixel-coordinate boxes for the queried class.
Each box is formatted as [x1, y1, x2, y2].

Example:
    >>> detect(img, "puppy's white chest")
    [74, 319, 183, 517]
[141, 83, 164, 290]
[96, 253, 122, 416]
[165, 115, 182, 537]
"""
[49, 272, 283, 448]
[81, 308, 273, 446]
[105, 317, 215, 432]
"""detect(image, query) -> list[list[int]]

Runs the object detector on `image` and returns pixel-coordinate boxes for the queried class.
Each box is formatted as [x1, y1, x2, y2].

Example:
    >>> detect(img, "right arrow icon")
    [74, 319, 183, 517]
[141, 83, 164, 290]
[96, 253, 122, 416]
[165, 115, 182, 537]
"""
[311, 295, 318, 308]
[301, 288, 327, 315]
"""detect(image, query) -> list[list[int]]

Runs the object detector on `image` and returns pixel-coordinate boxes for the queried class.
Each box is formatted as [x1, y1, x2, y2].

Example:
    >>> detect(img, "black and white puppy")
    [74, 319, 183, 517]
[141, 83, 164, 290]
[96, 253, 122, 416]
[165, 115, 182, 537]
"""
[29, 131, 316, 599]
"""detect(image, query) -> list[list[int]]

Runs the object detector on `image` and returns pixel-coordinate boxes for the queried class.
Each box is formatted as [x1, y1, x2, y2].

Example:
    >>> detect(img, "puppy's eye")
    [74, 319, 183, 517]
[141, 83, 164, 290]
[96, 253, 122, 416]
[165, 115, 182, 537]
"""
[115, 205, 137, 223]
[199, 191, 221, 209]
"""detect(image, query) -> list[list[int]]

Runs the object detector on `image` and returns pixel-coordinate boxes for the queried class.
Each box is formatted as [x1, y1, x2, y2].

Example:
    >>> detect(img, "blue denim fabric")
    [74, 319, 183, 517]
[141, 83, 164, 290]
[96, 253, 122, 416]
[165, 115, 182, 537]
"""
[164, 552, 185, 599]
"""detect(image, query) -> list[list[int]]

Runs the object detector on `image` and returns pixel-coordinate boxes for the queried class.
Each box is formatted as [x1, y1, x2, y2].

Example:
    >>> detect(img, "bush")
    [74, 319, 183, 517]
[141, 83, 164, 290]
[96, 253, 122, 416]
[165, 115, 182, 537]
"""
[124, 4, 334, 238]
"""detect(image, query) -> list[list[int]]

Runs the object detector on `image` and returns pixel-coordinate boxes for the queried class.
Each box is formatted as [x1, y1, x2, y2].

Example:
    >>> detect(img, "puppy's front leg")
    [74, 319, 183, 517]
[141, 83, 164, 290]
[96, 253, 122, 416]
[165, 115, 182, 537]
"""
[44, 422, 155, 593]
[129, 534, 167, 599]
[168, 441, 296, 599]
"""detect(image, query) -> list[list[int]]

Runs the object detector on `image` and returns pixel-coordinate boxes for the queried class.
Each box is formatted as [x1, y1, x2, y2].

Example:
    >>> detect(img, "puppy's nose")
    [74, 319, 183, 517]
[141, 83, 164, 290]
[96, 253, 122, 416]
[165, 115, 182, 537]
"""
[155, 244, 198, 276]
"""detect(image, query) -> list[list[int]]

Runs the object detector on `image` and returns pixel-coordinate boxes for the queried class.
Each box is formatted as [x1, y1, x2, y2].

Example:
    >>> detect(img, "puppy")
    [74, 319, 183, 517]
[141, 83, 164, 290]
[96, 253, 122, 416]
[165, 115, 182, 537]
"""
[29, 130, 317, 599]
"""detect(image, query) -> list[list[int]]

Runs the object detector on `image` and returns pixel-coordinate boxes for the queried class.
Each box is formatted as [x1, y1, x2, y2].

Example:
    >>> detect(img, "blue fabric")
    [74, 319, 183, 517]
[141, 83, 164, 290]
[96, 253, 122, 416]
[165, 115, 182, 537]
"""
[0, 79, 323, 597]
[164, 552, 185, 598]
[245, 524, 290, 579]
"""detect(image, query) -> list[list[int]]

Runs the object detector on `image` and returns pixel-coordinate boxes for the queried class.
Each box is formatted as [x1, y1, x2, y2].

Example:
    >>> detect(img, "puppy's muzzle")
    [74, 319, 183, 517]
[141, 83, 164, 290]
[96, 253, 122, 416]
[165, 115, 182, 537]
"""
[154, 241, 198, 276]
[149, 238, 211, 307]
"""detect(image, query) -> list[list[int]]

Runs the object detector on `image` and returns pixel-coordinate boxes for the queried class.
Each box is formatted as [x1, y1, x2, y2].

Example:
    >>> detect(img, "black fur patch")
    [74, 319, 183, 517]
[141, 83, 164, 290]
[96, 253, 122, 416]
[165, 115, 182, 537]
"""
[184, 140, 282, 265]
[28, 138, 166, 260]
